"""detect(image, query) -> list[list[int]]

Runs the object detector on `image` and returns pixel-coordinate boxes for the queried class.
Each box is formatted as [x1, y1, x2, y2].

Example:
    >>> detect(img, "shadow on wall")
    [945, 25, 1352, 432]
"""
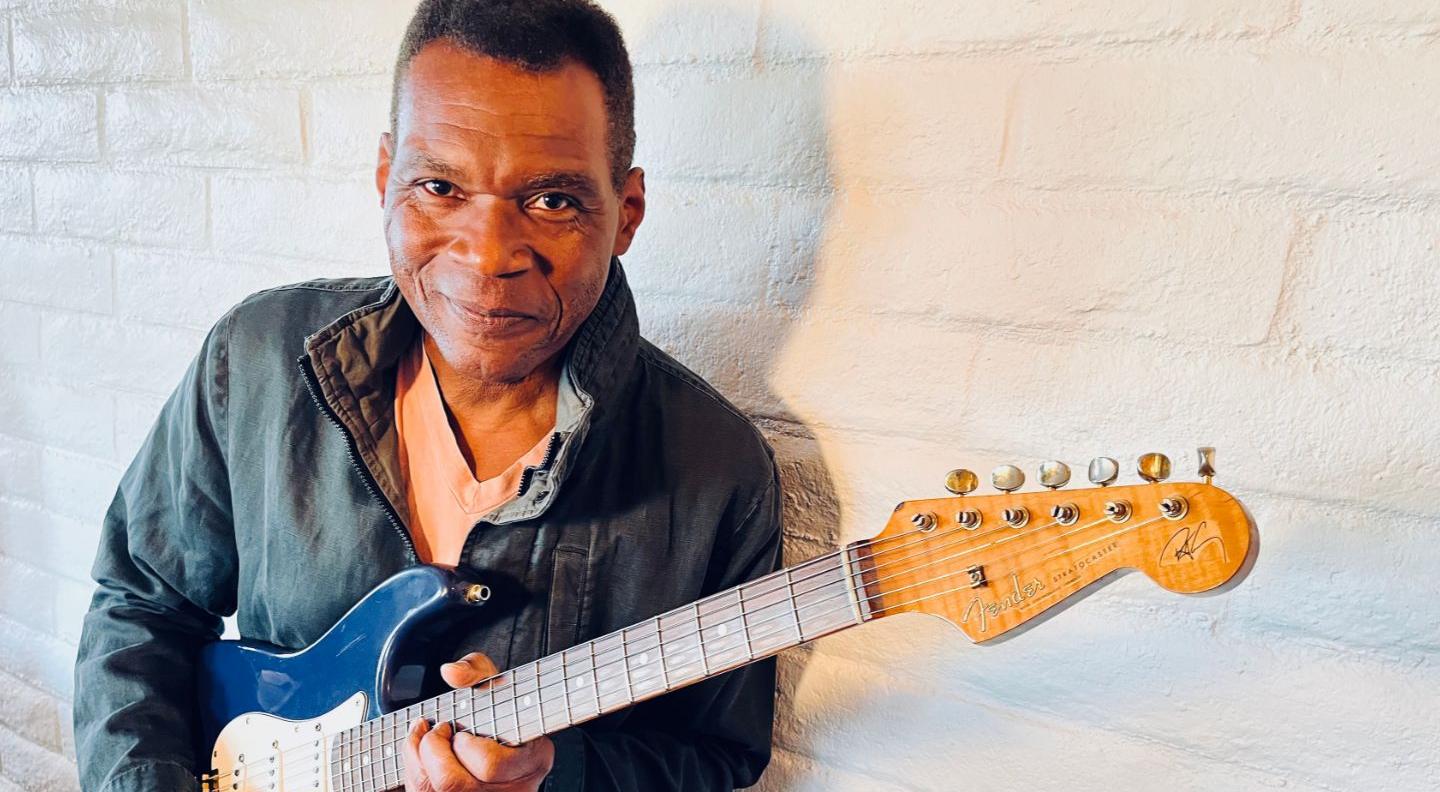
[624, 6, 848, 790]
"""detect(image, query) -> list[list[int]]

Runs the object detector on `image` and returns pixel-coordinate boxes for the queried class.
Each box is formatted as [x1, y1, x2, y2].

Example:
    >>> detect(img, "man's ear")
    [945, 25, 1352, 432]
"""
[611, 167, 646, 257]
[375, 132, 394, 208]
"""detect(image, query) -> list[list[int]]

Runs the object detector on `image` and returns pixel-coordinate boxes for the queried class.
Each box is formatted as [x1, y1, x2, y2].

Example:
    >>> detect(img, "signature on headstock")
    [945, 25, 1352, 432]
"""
[1159, 520, 1227, 567]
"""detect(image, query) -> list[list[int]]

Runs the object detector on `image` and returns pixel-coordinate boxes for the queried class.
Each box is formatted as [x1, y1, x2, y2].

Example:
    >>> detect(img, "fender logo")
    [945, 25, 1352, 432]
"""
[1160, 521, 1226, 566]
[960, 572, 1045, 633]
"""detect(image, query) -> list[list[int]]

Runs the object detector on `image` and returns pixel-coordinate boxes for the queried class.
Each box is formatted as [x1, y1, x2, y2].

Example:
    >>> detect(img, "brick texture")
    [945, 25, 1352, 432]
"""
[2, 2, 1437, 791]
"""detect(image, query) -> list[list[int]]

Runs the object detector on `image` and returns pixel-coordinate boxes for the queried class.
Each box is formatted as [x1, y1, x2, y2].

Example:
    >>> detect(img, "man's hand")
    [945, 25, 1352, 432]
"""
[403, 652, 556, 792]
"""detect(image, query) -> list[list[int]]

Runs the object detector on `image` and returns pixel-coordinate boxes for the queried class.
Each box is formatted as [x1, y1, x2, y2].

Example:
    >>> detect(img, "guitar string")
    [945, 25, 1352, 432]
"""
[209, 508, 1117, 788]
[326, 513, 1168, 792]
[212, 508, 1160, 788]
[325, 514, 1170, 790]
[201, 512, 998, 785]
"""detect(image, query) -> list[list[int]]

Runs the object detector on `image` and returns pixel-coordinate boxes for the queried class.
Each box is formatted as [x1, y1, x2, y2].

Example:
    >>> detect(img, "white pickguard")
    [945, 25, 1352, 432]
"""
[207, 692, 367, 792]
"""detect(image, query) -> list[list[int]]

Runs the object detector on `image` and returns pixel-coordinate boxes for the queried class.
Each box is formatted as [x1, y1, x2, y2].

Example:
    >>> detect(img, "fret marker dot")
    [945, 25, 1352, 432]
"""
[718, 624, 729, 637]
[638, 653, 649, 665]
[523, 695, 532, 706]
[573, 677, 585, 689]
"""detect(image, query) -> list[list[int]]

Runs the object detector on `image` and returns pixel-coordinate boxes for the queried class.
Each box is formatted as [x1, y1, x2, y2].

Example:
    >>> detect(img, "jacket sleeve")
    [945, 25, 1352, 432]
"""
[73, 312, 240, 792]
[544, 461, 785, 792]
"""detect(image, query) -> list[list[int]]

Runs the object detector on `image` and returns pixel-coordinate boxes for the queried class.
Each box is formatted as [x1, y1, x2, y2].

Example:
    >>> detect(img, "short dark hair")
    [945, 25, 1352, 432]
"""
[390, 0, 636, 189]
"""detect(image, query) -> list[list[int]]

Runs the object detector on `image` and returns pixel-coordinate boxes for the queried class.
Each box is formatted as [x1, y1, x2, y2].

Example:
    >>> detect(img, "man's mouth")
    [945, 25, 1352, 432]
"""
[443, 296, 539, 334]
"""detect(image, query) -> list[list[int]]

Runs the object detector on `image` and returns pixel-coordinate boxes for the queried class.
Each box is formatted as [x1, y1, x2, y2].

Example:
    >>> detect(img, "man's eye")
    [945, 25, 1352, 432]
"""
[529, 193, 576, 212]
[420, 179, 457, 197]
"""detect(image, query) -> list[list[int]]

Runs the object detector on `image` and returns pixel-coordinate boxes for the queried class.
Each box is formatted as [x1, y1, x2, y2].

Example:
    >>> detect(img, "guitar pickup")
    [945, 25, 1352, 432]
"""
[965, 565, 987, 589]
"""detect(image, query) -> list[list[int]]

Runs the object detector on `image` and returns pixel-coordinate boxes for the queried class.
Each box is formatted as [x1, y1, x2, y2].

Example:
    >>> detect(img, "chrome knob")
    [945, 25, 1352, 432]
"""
[1197, 447, 1216, 483]
[1050, 502, 1079, 526]
[991, 465, 1025, 493]
[1138, 452, 1172, 483]
[1038, 460, 1071, 489]
[1104, 500, 1132, 523]
[945, 468, 979, 496]
[1002, 507, 1030, 528]
[1088, 457, 1119, 487]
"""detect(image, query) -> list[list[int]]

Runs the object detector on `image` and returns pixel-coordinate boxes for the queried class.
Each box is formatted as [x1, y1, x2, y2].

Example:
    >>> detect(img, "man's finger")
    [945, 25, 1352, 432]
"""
[403, 718, 434, 792]
[441, 651, 500, 689]
[451, 731, 554, 786]
[418, 721, 480, 792]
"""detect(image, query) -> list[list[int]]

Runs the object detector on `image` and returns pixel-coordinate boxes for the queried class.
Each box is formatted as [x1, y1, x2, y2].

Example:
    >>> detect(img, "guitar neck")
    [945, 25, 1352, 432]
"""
[329, 545, 874, 789]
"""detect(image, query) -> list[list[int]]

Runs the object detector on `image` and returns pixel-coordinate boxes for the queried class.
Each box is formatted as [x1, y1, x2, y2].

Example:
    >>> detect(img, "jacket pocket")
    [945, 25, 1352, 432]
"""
[544, 546, 590, 654]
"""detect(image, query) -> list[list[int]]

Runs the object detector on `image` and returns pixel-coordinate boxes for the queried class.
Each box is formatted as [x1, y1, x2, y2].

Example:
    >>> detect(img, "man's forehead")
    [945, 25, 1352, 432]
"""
[396, 40, 608, 153]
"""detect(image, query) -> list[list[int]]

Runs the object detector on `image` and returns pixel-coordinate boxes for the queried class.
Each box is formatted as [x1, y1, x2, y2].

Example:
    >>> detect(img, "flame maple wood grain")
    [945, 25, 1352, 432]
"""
[854, 483, 1254, 642]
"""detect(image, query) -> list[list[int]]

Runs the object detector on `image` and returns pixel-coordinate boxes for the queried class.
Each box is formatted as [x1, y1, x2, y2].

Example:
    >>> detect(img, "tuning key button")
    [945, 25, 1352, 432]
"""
[1050, 503, 1079, 526]
[955, 510, 982, 530]
[1088, 457, 1120, 487]
[1038, 461, 1072, 489]
[945, 468, 979, 496]
[1159, 497, 1189, 520]
[1002, 507, 1030, 528]
[992, 465, 1026, 493]
[1137, 452, 1172, 483]
[1197, 447, 1216, 483]
[1104, 500, 1132, 523]
[910, 512, 938, 532]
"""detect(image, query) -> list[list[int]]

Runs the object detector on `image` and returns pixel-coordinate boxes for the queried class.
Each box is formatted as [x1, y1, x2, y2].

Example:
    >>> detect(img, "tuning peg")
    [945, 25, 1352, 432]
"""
[1038, 460, 1071, 489]
[991, 464, 1025, 493]
[1088, 457, 1119, 487]
[1137, 452, 1172, 483]
[944, 469, 979, 496]
[1197, 447, 1216, 484]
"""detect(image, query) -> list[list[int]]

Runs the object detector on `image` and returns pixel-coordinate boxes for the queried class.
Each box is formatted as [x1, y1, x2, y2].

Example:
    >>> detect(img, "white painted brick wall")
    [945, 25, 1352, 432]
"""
[1, 2, 1436, 791]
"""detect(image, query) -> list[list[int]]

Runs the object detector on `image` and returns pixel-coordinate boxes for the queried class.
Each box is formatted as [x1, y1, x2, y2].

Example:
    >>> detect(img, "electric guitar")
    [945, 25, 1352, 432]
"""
[196, 449, 1256, 792]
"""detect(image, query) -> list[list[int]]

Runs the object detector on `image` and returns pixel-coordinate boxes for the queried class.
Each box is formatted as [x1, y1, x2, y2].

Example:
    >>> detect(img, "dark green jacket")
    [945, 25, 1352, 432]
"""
[73, 259, 782, 791]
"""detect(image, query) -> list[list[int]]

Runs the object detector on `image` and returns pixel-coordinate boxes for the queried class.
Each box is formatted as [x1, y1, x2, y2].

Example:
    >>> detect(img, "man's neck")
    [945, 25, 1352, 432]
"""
[422, 334, 560, 480]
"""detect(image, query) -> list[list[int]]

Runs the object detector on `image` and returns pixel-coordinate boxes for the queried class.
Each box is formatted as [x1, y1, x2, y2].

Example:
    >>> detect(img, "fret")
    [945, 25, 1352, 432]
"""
[623, 621, 664, 699]
[593, 631, 631, 710]
[793, 556, 858, 639]
[488, 682, 499, 741]
[693, 602, 710, 676]
[587, 642, 603, 717]
[842, 544, 869, 622]
[536, 654, 565, 736]
[741, 578, 797, 656]
[509, 669, 522, 746]
[556, 650, 576, 726]
[784, 568, 805, 642]
[698, 589, 750, 668]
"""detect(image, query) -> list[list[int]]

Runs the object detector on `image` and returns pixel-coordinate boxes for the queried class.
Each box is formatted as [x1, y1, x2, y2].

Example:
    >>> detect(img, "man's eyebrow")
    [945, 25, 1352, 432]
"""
[518, 171, 601, 195]
[399, 151, 466, 179]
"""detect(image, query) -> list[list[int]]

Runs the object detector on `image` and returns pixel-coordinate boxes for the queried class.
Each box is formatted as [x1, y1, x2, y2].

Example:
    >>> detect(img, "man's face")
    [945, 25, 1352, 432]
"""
[376, 39, 644, 385]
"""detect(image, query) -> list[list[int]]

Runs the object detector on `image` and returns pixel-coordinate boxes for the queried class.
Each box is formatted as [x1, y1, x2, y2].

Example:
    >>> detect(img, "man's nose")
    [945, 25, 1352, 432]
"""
[443, 197, 532, 278]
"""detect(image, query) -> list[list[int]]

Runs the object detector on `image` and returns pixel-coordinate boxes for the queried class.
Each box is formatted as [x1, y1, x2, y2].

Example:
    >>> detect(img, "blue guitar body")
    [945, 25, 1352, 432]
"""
[194, 565, 489, 790]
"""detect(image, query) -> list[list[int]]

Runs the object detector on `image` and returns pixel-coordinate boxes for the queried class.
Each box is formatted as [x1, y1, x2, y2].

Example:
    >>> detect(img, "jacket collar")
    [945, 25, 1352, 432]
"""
[300, 257, 640, 531]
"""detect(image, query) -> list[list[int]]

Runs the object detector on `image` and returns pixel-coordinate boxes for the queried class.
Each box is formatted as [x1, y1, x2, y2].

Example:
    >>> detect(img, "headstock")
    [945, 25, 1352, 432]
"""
[850, 448, 1255, 643]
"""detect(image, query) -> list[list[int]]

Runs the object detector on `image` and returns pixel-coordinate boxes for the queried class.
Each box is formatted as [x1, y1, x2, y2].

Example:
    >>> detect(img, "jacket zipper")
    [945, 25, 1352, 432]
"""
[298, 356, 419, 564]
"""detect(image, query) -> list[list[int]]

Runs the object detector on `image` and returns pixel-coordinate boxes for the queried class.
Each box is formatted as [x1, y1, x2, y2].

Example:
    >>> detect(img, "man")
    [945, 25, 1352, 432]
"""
[72, 1, 783, 790]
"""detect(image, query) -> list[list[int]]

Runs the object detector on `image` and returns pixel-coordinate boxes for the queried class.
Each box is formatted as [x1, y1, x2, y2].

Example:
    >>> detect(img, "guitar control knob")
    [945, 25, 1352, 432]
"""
[1138, 452, 1172, 483]
[992, 465, 1025, 492]
[945, 468, 979, 495]
[1038, 460, 1072, 489]
[1088, 457, 1119, 487]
